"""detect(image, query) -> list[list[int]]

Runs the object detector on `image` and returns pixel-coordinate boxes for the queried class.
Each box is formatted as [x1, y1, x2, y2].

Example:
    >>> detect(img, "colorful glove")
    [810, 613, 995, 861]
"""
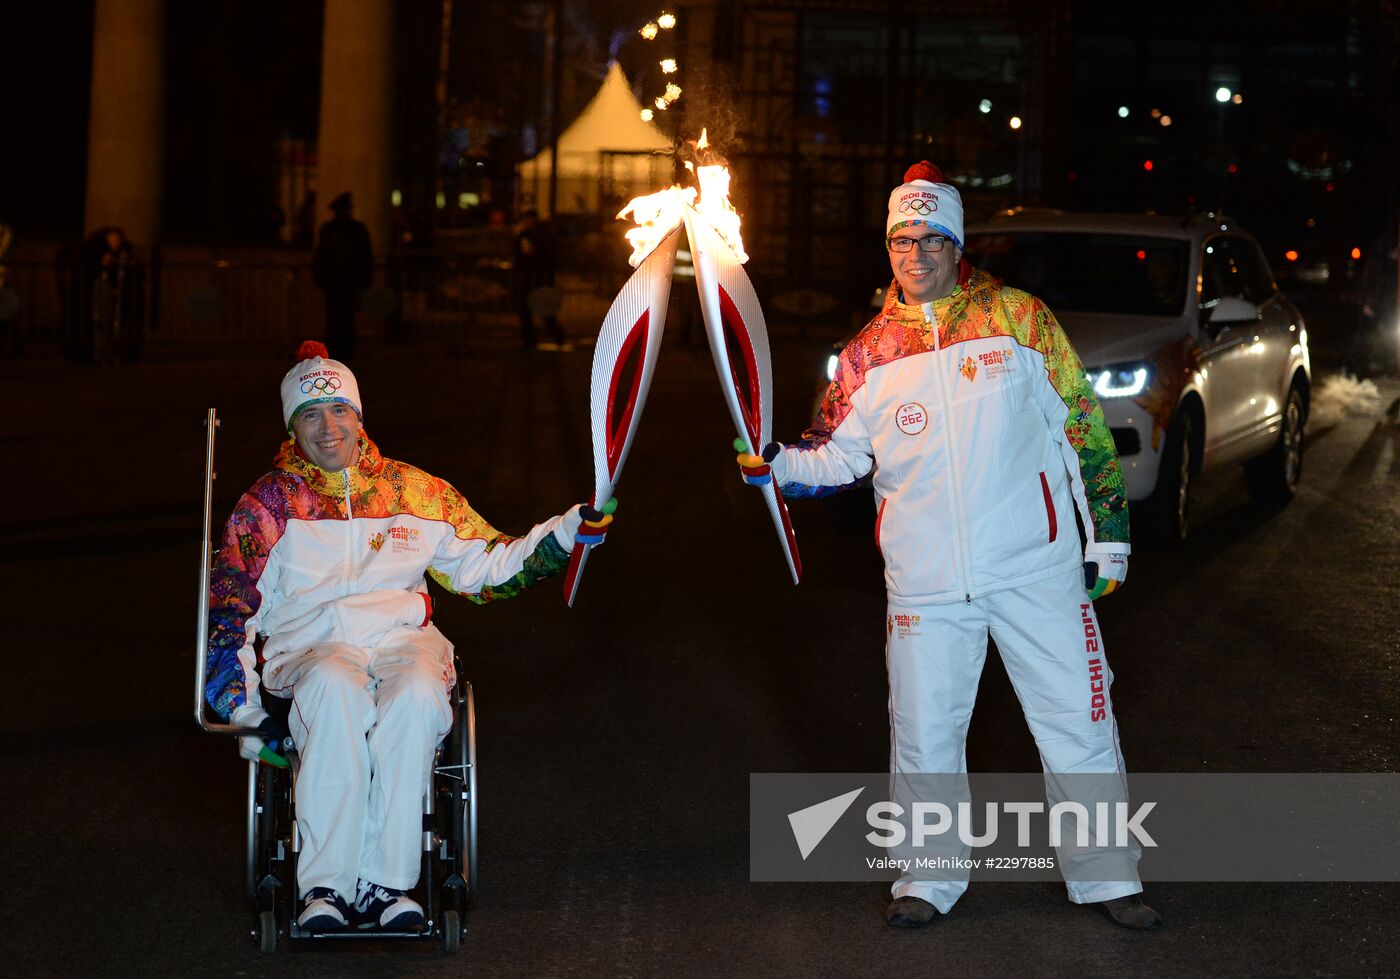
[577, 497, 618, 545]
[1083, 549, 1128, 600]
[735, 438, 782, 485]
[232, 703, 290, 768]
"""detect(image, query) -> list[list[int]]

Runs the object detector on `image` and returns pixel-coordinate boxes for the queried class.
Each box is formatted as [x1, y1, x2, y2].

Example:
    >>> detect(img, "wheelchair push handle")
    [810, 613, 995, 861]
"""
[194, 407, 262, 738]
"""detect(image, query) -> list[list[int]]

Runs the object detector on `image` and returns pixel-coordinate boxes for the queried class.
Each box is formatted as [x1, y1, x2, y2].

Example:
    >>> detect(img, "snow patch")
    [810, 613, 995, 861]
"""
[1309, 372, 1382, 428]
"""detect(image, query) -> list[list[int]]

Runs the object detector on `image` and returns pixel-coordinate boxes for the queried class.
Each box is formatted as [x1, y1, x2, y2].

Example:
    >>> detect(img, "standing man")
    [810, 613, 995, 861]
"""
[313, 192, 374, 361]
[206, 341, 613, 932]
[85, 225, 140, 366]
[512, 210, 568, 349]
[738, 162, 1157, 930]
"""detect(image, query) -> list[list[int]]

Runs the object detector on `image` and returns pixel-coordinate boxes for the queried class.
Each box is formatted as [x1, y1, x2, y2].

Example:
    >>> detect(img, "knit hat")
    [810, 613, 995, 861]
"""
[280, 340, 362, 430]
[886, 161, 964, 249]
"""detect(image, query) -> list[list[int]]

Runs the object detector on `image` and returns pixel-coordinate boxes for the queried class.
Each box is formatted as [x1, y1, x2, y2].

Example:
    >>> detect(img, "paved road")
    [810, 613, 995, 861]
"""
[3, 334, 1397, 977]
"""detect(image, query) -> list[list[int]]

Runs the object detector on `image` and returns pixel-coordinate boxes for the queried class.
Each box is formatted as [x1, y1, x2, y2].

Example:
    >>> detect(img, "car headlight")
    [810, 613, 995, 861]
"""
[1089, 363, 1152, 398]
[826, 354, 839, 382]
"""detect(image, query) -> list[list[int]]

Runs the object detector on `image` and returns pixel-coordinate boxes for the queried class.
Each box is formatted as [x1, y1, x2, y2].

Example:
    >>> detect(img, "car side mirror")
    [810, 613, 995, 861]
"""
[1200, 295, 1259, 335]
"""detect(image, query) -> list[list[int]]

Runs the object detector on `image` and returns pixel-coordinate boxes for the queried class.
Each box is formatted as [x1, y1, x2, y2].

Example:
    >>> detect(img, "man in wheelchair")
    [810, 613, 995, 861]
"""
[204, 340, 612, 933]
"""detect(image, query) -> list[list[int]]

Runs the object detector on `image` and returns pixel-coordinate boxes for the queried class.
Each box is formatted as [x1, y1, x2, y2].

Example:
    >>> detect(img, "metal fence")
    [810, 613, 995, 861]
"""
[0, 251, 529, 359]
[0, 237, 845, 360]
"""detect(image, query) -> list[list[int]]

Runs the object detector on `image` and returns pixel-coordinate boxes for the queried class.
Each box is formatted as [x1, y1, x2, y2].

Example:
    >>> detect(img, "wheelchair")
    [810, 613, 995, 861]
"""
[195, 409, 478, 953]
[240, 677, 478, 953]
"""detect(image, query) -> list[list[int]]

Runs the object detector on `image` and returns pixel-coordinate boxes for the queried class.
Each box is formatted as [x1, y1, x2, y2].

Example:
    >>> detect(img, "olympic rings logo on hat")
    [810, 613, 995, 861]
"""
[899, 197, 938, 215]
[300, 376, 343, 395]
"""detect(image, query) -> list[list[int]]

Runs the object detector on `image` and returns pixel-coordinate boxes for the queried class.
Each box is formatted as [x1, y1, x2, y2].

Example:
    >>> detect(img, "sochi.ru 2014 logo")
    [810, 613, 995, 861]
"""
[368, 532, 385, 552]
[960, 356, 979, 382]
[976, 346, 1017, 379]
[388, 525, 422, 553]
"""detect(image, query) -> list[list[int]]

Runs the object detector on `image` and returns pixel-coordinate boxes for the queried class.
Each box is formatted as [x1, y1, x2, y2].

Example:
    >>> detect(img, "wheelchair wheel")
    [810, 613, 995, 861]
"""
[257, 909, 277, 954]
[245, 761, 277, 907]
[439, 680, 478, 921]
[462, 681, 478, 902]
[247, 757, 292, 950]
[441, 909, 462, 953]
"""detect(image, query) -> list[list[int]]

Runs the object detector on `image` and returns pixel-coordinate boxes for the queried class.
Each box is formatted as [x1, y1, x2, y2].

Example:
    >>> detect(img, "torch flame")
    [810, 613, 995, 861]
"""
[616, 185, 695, 268]
[618, 128, 748, 265]
[692, 164, 748, 264]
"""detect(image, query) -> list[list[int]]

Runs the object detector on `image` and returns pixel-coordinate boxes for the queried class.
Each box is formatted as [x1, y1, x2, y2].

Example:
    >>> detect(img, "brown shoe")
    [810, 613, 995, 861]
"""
[885, 895, 939, 928]
[1099, 894, 1162, 930]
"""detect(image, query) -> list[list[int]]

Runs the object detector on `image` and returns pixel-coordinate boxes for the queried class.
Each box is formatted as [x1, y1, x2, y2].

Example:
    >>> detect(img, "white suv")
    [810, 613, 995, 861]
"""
[963, 211, 1311, 542]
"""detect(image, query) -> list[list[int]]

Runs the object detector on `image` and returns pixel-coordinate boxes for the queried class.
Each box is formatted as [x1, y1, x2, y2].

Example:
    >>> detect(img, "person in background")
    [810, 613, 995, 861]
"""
[513, 210, 568, 350]
[313, 192, 374, 362]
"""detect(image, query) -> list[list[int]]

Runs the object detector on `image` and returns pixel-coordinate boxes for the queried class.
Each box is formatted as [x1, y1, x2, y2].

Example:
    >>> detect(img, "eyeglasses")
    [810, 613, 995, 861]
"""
[887, 234, 951, 254]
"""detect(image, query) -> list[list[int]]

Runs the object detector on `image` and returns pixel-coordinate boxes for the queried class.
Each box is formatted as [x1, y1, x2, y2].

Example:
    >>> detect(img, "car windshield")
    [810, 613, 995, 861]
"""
[965, 232, 1189, 317]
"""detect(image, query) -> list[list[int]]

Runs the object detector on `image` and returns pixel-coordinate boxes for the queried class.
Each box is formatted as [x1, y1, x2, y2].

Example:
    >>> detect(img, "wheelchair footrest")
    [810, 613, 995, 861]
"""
[289, 923, 436, 941]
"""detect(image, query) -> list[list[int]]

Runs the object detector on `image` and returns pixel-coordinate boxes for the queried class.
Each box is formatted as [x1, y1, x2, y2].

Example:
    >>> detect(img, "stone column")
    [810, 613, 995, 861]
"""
[84, 0, 164, 249]
[317, 0, 394, 258]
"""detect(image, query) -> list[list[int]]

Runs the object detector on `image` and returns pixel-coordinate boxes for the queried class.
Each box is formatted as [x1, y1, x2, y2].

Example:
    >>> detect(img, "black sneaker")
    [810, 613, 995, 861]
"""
[353, 880, 424, 930]
[297, 887, 350, 932]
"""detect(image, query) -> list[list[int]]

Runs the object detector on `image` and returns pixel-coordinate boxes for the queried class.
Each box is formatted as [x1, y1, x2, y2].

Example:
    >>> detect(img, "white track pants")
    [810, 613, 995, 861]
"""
[886, 566, 1141, 911]
[275, 626, 455, 900]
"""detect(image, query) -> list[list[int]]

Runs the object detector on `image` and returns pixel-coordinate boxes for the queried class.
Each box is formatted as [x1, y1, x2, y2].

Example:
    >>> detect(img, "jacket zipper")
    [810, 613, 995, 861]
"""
[926, 303, 974, 603]
[343, 472, 354, 598]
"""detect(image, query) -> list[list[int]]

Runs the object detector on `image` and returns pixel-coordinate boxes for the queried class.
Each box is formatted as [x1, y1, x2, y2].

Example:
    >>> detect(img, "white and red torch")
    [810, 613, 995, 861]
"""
[562, 190, 687, 606]
[568, 134, 802, 604]
[681, 160, 802, 584]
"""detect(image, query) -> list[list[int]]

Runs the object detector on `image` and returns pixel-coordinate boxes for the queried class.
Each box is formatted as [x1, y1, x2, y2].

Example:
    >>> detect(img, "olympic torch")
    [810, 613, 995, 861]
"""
[562, 219, 682, 607]
[682, 202, 803, 585]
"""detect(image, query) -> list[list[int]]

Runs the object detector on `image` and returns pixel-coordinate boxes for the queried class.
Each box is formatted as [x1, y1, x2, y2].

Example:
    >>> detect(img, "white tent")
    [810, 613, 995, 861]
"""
[517, 62, 674, 218]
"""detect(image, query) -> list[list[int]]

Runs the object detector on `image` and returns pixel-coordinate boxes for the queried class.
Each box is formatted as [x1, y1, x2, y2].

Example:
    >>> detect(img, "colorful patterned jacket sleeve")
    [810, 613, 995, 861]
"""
[1009, 289, 1131, 548]
[426, 488, 572, 603]
[205, 486, 285, 719]
[777, 337, 877, 499]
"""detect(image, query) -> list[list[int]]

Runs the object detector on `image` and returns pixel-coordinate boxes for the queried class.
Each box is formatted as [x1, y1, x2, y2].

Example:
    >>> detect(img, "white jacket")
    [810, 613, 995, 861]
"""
[205, 433, 579, 718]
[777, 269, 1130, 605]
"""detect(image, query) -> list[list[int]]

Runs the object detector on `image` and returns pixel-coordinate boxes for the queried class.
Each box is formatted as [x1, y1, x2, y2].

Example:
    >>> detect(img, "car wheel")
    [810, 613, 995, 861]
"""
[1144, 410, 1194, 545]
[1243, 385, 1306, 504]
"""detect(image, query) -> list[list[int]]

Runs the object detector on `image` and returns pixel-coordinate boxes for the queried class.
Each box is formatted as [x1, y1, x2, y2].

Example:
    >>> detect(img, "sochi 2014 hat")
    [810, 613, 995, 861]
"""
[886, 161, 964, 249]
[280, 340, 362, 429]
